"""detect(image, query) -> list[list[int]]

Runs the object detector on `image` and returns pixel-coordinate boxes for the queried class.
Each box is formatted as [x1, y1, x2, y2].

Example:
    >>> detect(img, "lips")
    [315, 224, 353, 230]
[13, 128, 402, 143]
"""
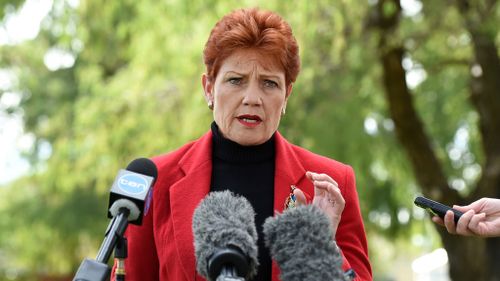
[237, 114, 262, 126]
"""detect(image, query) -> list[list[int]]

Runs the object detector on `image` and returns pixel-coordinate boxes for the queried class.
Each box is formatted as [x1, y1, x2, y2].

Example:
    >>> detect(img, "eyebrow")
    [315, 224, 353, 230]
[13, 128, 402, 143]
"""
[224, 71, 283, 81]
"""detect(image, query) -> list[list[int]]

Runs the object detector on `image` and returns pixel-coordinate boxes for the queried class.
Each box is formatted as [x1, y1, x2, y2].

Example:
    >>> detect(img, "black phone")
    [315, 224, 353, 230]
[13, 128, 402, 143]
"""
[414, 196, 464, 224]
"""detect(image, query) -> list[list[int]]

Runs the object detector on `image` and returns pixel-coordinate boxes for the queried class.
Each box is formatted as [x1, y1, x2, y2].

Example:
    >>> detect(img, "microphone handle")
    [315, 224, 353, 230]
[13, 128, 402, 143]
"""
[96, 208, 130, 263]
[216, 266, 246, 281]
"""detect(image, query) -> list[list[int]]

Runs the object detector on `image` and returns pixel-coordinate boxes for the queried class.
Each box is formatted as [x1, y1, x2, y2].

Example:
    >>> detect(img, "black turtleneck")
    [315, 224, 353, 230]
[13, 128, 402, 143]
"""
[210, 122, 274, 281]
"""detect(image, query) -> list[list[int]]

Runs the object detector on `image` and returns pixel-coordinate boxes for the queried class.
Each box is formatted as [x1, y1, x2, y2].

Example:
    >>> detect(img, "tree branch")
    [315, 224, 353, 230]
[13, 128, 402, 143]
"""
[454, 0, 500, 198]
[372, 0, 460, 203]
[380, 47, 458, 202]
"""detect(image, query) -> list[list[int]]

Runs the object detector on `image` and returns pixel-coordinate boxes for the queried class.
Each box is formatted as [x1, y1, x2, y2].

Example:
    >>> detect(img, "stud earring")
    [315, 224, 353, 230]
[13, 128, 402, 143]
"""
[281, 107, 286, 116]
[208, 100, 214, 110]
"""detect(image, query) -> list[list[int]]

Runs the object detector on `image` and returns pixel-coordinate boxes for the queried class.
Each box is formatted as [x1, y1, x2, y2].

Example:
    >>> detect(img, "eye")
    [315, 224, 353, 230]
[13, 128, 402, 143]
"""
[263, 79, 279, 88]
[227, 77, 242, 85]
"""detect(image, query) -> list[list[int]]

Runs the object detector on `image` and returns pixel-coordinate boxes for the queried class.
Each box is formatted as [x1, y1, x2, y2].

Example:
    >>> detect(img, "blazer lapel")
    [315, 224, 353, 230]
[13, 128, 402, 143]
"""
[272, 132, 314, 281]
[170, 132, 213, 280]
[168, 130, 314, 281]
[273, 131, 313, 212]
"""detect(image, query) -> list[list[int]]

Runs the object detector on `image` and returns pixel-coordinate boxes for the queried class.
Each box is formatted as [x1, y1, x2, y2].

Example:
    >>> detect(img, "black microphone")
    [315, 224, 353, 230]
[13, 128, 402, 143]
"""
[192, 191, 259, 281]
[263, 205, 346, 281]
[107, 157, 158, 225]
[96, 157, 157, 263]
[73, 158, 158, 281]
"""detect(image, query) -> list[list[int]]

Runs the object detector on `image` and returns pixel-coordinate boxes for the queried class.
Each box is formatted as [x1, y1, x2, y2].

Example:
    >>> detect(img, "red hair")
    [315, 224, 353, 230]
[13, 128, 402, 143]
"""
[203, 8, 300, 86]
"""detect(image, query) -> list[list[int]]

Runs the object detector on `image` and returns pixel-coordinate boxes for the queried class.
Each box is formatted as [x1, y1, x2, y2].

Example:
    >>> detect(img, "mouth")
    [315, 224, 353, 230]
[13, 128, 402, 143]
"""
[237, 114, 262, 122]
[237, 114, 262, 126]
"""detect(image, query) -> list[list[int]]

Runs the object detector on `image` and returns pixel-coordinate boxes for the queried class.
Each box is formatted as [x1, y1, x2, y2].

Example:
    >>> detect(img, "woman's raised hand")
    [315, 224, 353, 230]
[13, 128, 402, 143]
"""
[293, 171, 345, 238]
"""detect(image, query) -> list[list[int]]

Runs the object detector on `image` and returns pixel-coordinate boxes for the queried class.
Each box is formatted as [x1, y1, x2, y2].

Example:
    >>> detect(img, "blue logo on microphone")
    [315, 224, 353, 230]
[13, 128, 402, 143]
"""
[117, 174, 148, 194]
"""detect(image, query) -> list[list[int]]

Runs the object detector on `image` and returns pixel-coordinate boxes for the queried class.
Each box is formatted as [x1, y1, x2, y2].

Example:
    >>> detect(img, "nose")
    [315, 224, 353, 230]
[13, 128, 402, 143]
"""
[242, 81, 262, 106]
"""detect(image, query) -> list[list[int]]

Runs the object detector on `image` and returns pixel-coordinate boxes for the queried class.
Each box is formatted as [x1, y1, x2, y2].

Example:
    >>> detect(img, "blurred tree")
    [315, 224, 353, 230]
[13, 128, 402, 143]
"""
[367, 0, 500, 280]
[0, 0, 498, 280]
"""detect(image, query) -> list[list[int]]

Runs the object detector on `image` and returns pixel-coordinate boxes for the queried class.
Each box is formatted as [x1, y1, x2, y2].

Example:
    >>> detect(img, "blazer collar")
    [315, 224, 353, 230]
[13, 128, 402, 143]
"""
[273, 131, 309, 212]
[170, 130, 309, 280]
[170, 131, 213, 280]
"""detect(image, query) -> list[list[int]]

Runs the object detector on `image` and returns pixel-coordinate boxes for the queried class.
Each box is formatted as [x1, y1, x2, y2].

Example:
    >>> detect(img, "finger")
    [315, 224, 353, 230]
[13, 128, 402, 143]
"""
[307, 172, 324, 197]
[312, 180, 343, 206]
[328, 184, 345, 212]
[466, 198, 489, 212]
[455, 210, 475, 236]
[312, 181, 345, 215]
[476, 221, 490, 237]
[432, 216, 444, 226]
[443, 210, 457, 234]
[468, 213, 486, 234]
[452, 205, 470, 213]
[455, 198, 487, 213]
[293, 188, 307, 206]
[306, 171, 340, 199]
[312, 180, 336, 196]
[312, 179, 338, 189]
[307, 171, 338, 186]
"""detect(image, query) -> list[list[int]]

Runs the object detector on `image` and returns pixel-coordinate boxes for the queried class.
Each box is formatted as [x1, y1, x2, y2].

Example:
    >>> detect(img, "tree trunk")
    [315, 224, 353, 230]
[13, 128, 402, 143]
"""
[369, 0, 500, 280]
[379, 42, 490, 281]
[437, 228, 488, 280]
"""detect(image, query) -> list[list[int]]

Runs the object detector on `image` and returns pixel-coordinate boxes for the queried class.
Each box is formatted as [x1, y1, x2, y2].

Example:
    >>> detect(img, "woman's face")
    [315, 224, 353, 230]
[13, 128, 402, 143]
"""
[202, 49, 292, 146]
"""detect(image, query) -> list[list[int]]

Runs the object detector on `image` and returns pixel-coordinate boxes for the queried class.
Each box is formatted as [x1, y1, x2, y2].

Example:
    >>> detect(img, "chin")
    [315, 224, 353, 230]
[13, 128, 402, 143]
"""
[233, 135, 267, 146]
[235, 139, 263, 146]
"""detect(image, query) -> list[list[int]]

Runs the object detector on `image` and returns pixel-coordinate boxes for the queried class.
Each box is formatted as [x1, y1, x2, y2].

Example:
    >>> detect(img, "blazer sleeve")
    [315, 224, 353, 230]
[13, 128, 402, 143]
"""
[336, 165, 372, 281]
[111, 199, 159, 281]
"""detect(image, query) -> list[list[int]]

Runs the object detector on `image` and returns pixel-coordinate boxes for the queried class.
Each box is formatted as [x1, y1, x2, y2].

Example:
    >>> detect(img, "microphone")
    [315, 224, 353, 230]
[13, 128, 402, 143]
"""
[73, 158, 158, 281]
[107, 157, 158, 225]
[192, 191, 259, 281]
[96, 157, 158, 263]
[262, 205, 346, 281]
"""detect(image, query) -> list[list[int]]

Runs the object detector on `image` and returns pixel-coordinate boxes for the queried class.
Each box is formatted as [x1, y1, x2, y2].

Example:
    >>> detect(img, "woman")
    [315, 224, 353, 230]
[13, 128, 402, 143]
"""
[121, 7, 372, 281]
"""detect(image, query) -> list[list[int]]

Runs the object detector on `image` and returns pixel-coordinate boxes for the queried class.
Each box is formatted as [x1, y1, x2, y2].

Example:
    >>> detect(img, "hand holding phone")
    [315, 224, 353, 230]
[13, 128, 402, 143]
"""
[414, 196, 464, 224]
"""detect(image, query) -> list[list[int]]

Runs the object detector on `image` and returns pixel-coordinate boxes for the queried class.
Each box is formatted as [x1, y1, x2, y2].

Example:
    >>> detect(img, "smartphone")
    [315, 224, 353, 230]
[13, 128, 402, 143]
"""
[414, 196, 464, 224]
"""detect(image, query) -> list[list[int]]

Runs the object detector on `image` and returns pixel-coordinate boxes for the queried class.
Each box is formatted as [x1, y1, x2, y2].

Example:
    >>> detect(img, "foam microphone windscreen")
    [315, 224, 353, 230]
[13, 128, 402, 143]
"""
[263, 205, 346, 281]
[192, 190, 259, 280]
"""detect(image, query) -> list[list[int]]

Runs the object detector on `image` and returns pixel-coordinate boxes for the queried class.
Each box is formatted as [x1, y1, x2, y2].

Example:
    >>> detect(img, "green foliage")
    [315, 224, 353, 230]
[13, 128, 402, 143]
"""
[0, 0, 23, 19]
[1, 0, 498, 280]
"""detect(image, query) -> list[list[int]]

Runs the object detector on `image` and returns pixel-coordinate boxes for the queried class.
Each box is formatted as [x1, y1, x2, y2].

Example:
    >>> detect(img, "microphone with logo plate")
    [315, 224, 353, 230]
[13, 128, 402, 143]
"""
[192, 191, 259, 281]
[73, 158, 158, 281]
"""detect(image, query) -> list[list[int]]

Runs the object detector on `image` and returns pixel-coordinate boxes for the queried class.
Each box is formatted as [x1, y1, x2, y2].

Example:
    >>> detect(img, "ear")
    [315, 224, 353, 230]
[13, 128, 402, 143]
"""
[202, 74, 214, 104]
[285, 83, 293, 100]
[283, 83, 293, 109]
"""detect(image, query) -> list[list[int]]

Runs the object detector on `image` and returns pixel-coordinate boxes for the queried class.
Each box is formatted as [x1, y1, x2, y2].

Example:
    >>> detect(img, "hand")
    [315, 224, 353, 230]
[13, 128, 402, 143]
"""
[293, 171, 345, 237]
[432, 198, 500, 237]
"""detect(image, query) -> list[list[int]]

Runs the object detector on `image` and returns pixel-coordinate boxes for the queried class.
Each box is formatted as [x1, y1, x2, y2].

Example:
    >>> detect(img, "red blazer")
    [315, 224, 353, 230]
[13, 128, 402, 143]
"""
[119, 131, 372, 281]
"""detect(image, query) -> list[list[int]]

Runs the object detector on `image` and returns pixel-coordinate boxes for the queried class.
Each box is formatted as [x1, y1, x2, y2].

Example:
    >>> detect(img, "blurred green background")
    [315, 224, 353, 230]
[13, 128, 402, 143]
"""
[1, 0, 499, 280]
